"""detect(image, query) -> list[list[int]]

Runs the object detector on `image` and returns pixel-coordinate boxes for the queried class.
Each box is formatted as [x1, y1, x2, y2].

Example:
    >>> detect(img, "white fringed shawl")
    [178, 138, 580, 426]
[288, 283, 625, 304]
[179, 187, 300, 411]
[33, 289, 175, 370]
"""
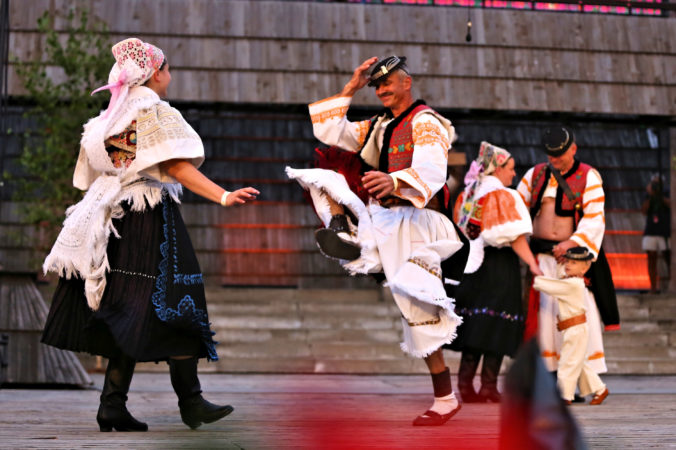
[43, 86, 204, 311]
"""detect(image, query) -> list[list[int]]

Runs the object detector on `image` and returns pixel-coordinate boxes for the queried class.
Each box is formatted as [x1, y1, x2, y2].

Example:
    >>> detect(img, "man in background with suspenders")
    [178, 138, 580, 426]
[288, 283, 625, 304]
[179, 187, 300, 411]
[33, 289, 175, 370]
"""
[516, 127, 619, 403]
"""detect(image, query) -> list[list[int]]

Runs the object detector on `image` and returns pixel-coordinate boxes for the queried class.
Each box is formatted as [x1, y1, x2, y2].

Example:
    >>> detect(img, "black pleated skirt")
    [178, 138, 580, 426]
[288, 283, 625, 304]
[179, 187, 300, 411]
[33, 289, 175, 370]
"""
[448, 246, 524, 357]
[41, 193, 218, 362]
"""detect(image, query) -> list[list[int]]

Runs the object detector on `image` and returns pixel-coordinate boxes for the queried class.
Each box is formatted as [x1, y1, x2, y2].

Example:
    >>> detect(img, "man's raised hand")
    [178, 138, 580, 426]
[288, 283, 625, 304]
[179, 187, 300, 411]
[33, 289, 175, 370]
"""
[341, 56, 378, 97]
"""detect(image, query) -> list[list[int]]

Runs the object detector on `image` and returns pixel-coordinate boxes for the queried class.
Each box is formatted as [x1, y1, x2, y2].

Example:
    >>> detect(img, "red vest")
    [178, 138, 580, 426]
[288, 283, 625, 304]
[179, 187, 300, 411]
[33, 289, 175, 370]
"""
[530, 160, 592, 219]
[358, 100, 434, 173]
[359, 100, 451, 206]
[384, 103, 432, 172]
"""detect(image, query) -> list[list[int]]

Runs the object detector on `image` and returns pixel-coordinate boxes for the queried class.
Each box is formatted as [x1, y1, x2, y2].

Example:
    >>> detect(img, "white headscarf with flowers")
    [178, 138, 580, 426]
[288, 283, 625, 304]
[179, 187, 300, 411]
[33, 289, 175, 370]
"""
[79, 38, 165, 175]
[457, 142, 512, 233]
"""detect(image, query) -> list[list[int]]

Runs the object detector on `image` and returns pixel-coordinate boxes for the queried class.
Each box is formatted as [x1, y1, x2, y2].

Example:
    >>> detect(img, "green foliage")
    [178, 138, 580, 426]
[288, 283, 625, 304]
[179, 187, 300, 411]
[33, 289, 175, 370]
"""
[12, 7, 110, 239]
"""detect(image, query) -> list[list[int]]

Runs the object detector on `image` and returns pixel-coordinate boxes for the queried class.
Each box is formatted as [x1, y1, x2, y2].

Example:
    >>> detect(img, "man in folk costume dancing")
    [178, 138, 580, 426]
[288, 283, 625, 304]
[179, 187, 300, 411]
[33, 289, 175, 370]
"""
[516, 127, 619, 400]
[41, 38, 258, 431]
[287, 56, 468, 426]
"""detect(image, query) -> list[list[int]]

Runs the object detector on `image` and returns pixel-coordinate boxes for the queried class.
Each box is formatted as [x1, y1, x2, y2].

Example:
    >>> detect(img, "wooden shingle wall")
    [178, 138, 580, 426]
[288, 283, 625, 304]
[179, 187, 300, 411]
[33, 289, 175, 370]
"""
[4, 0, 675, 288]
[0, 274, 92, 385]
[7, 0, 676, 115]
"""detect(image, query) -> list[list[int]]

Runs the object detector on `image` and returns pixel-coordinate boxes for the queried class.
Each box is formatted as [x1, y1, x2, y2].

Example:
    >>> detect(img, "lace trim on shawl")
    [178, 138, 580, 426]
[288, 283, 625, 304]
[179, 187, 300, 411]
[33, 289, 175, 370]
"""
[151, 192, 218, 361]
[80, 88, 161, 176]
[43, 179, 181, 311]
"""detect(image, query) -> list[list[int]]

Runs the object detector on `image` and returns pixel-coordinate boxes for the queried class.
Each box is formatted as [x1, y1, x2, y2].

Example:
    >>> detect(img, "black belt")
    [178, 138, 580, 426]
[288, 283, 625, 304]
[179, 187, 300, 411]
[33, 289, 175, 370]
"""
[529, 237, 561, 255]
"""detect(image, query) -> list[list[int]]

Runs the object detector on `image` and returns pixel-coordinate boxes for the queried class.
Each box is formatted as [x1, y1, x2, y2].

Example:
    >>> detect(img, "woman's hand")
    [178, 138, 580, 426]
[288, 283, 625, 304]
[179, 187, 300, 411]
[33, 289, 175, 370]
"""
[225, 187, 259, 206]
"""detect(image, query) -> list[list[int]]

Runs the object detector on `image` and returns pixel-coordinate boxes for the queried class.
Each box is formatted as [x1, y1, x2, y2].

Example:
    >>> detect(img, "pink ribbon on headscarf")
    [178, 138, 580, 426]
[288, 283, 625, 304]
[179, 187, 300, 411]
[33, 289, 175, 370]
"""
[464, 159, 483, 186]
[90, 69, 128, 119]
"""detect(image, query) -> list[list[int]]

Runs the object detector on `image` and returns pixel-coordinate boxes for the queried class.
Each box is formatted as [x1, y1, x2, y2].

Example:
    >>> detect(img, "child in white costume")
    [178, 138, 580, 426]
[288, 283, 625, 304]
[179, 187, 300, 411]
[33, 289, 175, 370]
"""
[533, 247, 609, 405]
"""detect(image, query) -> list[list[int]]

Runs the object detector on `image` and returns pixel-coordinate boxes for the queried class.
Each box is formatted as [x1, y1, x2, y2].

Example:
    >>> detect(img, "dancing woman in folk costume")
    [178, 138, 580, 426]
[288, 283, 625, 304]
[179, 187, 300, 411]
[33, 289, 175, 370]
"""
[41, 38, 259, 431]
[450, 142, 542, 403]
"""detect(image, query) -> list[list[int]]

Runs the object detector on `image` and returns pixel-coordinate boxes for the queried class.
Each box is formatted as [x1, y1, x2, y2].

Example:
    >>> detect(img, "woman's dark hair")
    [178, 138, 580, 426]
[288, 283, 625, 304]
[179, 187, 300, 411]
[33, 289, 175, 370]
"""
[142, 58, 167, 86]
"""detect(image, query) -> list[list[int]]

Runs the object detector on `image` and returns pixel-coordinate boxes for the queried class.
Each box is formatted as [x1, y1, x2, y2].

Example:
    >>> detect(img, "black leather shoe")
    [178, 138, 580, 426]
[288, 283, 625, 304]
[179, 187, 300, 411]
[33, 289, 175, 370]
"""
[315, 214, 360, 260]
[178, 395, 234, 429]
[479, 353, 503, 403]
[459, 388, 484, 403]
[315, 228, 361, 260]
[572, 393, 586, 403]
[478, 387, 502, 403]
[412, 404, 462, 426]
[458, 351, 481, 403]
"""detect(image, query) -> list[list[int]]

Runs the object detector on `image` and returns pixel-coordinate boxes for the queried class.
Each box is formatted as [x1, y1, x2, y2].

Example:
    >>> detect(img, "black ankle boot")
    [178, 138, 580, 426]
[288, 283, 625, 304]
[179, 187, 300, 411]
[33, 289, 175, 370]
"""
[458, 351, 482, 403]
[314, 214, 361, 260]
[478, 353, 503, 403]
[96, 355, 148, 432]
[169, 358, 234, 429]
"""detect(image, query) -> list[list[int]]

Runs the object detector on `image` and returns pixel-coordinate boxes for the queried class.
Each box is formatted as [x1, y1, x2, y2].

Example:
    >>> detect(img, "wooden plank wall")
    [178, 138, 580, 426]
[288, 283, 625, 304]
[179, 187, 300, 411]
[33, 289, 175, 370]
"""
[3, 0, 675, 288]
[7, 0, 676, 115]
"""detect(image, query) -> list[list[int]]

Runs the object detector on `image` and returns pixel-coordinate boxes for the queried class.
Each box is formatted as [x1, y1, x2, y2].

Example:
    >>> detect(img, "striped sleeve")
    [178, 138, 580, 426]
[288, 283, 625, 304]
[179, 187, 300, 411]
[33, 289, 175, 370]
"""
[570, 169, 605, 258]
[516, 167, 535, 207]
[308, 96, 370, 152]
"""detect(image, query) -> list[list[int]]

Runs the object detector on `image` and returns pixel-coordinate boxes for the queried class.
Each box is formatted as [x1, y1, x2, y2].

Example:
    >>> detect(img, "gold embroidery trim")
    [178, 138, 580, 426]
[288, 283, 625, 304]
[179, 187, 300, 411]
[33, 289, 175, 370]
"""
[403, 168, 432, 200]
[542, 350, 560, 360]
[407, 256, 442, 280]
[584, 211, 604, 219]
[308, 95, 348, 108]
[520, 176, 532, 192]
[518, 191, 528, 205]
[584, 183, 603, 193]
[403, 315, 441, 327]
[412, 122, 450, 151]
[481, 190, 522, 231]
[310, 106, 349, 125]
[572, 233, 599, 254]
[588, 351, 605, 360]
[355, 120, 371, 147]
[583, 196, 605, 208]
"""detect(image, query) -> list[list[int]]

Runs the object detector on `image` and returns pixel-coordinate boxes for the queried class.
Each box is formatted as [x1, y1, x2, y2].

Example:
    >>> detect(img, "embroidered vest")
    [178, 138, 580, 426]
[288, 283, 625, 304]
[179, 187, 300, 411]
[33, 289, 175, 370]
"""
[105, 120, 137, 169]
[530, 160, 592, 219]
[358, 100, 433, 173]
[460, 194, 486, 240]
[358, 100, 452, 206]
[381, 103, 432, 173]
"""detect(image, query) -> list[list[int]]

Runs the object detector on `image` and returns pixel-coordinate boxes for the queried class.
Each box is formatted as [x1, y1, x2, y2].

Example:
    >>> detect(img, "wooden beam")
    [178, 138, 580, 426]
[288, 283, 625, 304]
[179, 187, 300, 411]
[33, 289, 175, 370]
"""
[669, 127, 676, 292]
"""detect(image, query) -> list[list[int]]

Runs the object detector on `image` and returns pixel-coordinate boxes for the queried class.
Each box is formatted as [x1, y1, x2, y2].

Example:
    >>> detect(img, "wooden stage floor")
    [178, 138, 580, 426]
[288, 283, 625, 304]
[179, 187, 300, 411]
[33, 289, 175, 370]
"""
[1, 373, 675, 449]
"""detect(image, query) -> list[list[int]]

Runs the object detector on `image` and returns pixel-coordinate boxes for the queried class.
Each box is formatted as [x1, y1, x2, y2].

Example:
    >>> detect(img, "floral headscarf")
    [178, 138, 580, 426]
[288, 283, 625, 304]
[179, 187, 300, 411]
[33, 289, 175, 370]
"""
[91, 38, 165, 119]
[110, 38, 165, 87]
[457, 142, 512, 237]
